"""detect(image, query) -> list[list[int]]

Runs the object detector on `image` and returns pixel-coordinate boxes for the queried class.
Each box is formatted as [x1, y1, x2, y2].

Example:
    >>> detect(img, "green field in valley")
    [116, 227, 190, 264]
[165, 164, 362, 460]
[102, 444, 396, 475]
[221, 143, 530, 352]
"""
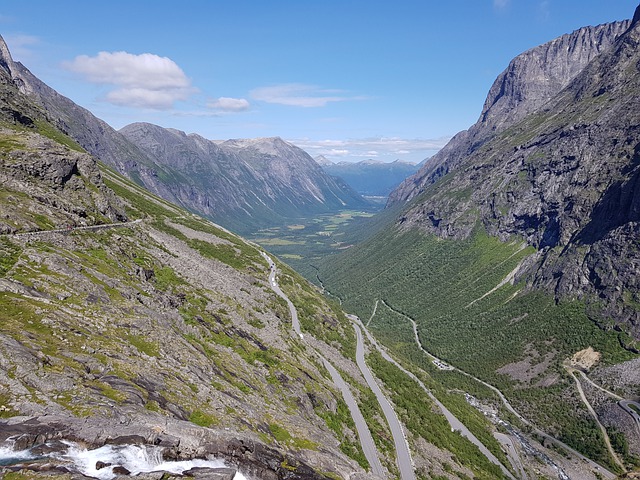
[248, 209, 379, 279]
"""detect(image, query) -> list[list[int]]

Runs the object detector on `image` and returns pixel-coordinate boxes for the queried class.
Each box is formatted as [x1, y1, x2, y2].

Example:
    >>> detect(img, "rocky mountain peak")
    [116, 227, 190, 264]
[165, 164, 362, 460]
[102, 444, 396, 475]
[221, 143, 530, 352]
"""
[479, 19, 630, 131]
[314, 154, 334, 166]
[0, 34, 16, 78]
[222, 136, 297, 158]
[633, 3, 640, 26]
[388, 17, 631, 206]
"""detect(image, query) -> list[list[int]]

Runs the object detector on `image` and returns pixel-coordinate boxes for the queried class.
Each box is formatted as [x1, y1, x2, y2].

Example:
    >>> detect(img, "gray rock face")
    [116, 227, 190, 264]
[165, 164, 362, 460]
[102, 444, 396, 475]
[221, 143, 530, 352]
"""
[480, 20, 630, 131]
[388, 19, 629, 205]
[389, 13, 640, 336]
[0, 127, 127, 230]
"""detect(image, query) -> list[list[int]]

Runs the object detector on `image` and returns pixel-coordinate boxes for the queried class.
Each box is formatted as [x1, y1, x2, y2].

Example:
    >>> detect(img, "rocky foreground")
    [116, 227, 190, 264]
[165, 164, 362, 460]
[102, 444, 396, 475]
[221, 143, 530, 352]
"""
[1, 413, 356, 479]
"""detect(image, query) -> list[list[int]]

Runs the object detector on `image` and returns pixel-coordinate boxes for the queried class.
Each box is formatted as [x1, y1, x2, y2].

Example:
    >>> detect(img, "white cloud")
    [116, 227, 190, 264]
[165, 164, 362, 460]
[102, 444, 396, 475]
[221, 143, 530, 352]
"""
[328, 149, 350, 156]
[250, 83, 363, 107]
[493, 0, 510, 9]
[208, 97, 250, 112]
[64, 51, 194, 109]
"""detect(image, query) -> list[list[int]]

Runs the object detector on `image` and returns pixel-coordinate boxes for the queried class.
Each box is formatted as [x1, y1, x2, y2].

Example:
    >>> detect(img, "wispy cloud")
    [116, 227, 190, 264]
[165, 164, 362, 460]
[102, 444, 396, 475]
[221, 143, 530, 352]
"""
[537, 0, 551, 21]
[250, 83, 364, 107]
[63, 51, 195, 109]
[208, 96, 250, 112]
[292, 136, 450, 162]
[493, 0, 510, 10]
[3, 34, 39, 61]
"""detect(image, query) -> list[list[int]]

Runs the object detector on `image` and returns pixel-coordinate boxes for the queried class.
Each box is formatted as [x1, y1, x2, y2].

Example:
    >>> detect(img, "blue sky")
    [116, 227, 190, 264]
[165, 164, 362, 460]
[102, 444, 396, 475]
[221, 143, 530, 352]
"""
[1, 1, 637, 163]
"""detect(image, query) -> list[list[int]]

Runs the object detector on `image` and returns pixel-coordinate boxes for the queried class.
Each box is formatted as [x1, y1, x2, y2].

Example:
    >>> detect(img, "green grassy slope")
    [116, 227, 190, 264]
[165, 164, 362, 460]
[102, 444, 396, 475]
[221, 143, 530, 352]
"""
[319, 225, 635, 470]
[0, 119, 377, 476]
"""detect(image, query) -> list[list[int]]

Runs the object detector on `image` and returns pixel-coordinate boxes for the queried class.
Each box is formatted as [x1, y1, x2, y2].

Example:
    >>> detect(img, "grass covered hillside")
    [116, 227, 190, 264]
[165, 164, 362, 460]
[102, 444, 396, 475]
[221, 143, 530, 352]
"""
[0, 111, 378, 478]
[319, 225, 637, 468]
[320, 9, 640, 474]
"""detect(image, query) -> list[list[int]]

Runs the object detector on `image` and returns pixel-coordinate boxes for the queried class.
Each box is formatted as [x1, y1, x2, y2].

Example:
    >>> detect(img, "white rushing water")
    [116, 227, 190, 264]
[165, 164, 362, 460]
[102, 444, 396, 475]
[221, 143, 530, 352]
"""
[0, 443, 36, 465]
[0, 440, 248, 480]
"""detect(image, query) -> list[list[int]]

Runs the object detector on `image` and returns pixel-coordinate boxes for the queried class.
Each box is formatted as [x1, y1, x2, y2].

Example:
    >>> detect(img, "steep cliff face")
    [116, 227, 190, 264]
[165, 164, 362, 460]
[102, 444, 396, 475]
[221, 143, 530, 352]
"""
[119, 123, 369, 234]
[479, 20, 631, 131]
[390, 13, 640, 336]
[389, 19, 630, 205]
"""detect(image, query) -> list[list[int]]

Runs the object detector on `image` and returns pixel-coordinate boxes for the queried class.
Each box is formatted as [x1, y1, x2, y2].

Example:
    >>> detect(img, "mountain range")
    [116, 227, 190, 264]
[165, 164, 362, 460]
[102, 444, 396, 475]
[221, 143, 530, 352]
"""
[0, 40, 368, 236]
[117, 123, 369, 234]
[320, 5, 640, 475]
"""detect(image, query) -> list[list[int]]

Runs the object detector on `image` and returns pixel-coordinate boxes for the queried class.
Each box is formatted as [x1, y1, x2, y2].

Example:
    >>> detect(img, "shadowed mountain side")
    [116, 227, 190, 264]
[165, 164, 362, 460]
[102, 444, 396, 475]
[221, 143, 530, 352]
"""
[0, 34, 370, 236]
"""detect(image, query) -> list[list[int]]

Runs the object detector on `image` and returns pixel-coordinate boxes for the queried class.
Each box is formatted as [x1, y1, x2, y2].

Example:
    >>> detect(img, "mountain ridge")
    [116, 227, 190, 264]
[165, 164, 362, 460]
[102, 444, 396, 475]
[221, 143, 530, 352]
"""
[388, 18, 631, 205]
[0, 34, 369, 236]
[118, 122, 369, 234]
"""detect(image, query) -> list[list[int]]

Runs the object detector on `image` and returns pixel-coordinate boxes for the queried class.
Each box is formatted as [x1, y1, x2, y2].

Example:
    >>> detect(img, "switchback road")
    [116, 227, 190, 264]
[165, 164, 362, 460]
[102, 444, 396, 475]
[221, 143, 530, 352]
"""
[4, 219, 143, 238]
[260, 252, 386, 478]
[353, 323, 416, 480]
[349, 314, 515, 480]
[379, 299, 618, 480]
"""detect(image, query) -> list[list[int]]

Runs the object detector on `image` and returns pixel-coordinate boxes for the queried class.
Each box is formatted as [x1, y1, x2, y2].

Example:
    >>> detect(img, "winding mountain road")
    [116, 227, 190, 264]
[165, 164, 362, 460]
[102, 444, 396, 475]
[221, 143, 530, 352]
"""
[263, 252, 302, 337]
[3, 219, 143, 238]
[619, 400, 640, 435]
[379, 299, 618, 480]
[349, 314, 515, 480]
[353, 323, 416, 480]
[566, 368, 625, 472]
[260, 252, 387, 478]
